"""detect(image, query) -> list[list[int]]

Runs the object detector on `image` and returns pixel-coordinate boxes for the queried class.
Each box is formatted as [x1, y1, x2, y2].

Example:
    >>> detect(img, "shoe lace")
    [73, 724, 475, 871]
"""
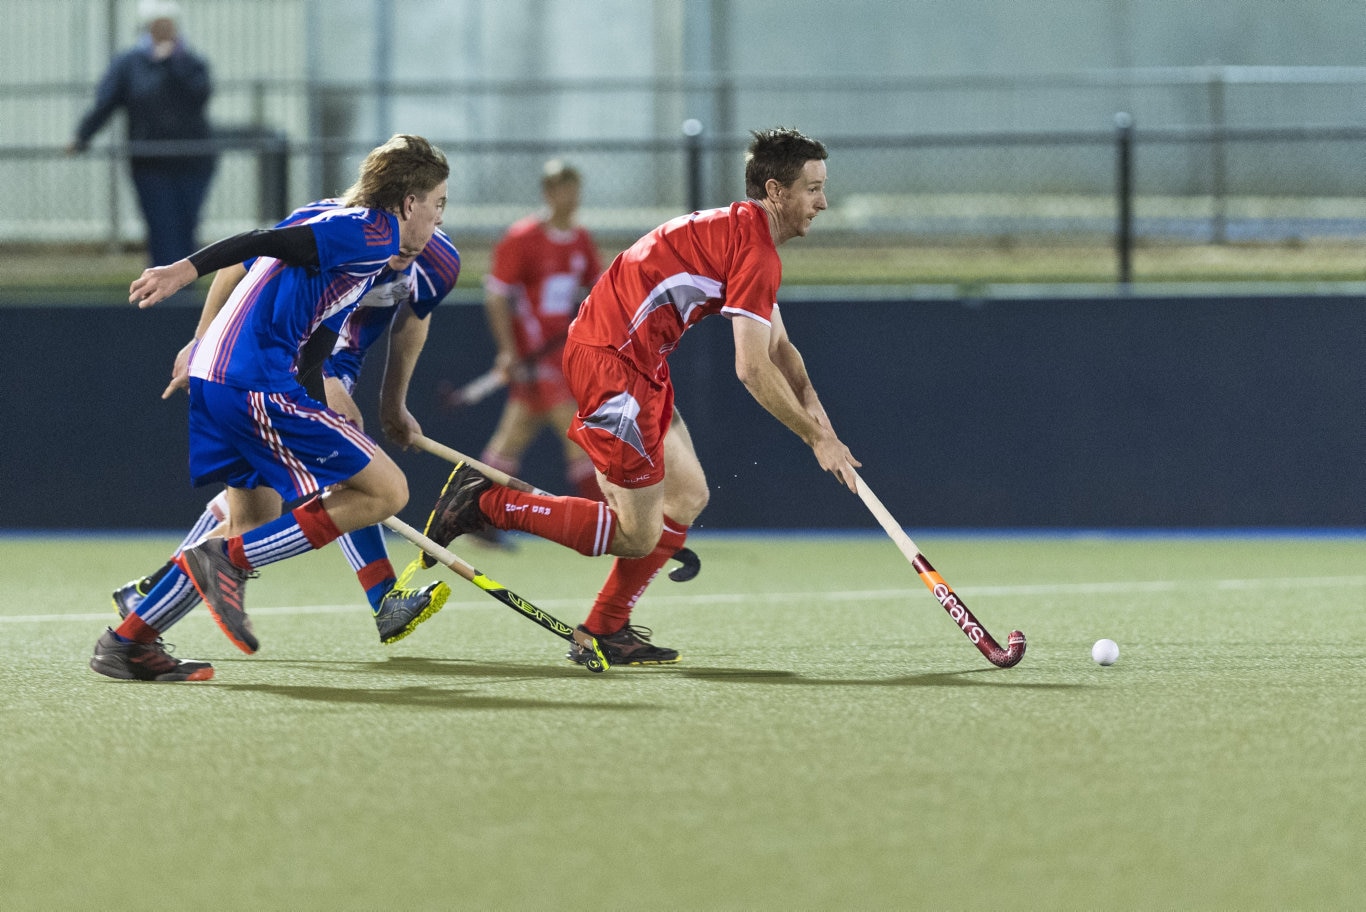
[385, 586, 419, 603]
[222, 552, 259, 584]
[617, 624, 654, 643]
[394, 555, 426, 589]
[139, 638, 180, 669]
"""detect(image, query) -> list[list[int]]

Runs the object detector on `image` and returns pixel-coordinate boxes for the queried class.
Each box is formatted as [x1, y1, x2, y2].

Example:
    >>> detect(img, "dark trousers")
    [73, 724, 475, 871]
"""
[130, 156, 217, 266]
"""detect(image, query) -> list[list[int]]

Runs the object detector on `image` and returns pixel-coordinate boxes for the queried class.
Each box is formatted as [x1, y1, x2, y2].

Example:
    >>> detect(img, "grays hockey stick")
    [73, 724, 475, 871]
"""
[852, 472, 1026, 668]
[436, 369, 505, 409]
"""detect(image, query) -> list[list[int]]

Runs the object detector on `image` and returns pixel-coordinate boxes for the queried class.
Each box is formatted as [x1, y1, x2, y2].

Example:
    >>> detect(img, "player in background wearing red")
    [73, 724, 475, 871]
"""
[442, 162, 604, 550]
[422, 127, 860, 665]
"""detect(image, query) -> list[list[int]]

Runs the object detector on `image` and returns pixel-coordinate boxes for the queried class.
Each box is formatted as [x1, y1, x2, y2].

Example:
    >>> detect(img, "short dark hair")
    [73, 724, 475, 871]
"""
[744, 127, 827, 200]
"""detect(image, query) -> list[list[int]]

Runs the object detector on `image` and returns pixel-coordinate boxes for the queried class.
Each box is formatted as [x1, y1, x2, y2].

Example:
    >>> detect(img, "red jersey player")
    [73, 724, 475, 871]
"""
[476, 161, 604, 505]
[424, 127, 859, 666]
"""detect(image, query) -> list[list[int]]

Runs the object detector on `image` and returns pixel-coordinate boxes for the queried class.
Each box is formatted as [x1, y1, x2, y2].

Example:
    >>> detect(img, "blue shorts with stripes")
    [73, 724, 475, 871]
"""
[187, 378, 377, 499]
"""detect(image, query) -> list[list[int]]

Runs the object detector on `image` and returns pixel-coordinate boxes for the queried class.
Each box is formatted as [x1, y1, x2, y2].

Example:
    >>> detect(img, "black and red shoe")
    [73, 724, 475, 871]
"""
[567, 624, 680, 666]
[90, 628, 214, 682]
[419, 461, 493, 567]
[176, 539, 259, 654]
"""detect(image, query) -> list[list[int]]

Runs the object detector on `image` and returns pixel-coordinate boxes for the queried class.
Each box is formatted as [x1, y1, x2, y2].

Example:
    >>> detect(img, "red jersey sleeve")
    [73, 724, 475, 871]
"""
[716, 205, 780, 326]
[569, 201, 780, 381]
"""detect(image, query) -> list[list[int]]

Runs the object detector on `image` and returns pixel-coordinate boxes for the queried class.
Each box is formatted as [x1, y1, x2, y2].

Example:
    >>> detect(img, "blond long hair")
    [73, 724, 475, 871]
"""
[341, 134, 449, 212]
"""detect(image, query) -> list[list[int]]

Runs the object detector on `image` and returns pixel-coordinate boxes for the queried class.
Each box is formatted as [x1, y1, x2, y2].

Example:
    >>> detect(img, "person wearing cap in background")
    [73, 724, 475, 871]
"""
[67, 0, 216, 266]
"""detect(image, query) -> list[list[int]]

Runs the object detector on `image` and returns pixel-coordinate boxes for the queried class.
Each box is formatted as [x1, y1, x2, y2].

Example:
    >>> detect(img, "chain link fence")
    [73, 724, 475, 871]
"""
[5, 74, 1366, 287]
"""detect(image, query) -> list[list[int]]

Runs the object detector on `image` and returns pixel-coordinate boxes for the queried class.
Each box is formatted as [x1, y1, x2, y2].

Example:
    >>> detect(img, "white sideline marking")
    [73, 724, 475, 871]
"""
[4, 574, 1366, 624]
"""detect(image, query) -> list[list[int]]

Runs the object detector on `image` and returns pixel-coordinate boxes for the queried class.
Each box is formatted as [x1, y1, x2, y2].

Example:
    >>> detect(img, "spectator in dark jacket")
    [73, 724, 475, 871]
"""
[67, 1, 216, 266]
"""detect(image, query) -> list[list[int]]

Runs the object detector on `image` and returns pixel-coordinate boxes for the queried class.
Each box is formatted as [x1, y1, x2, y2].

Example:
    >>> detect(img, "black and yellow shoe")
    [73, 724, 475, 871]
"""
[111, 577, 153, 619]
[375, 580, 451, 644]
[112, 561, 177, 618]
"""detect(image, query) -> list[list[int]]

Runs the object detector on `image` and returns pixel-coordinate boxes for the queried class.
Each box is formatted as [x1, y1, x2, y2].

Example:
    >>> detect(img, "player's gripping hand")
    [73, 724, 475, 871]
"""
[380, 404, 422, 448]
[130, 260, 197, 309]
[812, 429, 861, 494]
[161, 338, 197, 399]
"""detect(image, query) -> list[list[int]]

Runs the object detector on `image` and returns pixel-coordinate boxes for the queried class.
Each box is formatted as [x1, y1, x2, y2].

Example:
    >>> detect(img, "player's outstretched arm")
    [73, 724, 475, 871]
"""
[134, 226, 319, 309]
[766, 305, 837, 433]
[732, 315, 860, 491]
[482, 288, 520, 380]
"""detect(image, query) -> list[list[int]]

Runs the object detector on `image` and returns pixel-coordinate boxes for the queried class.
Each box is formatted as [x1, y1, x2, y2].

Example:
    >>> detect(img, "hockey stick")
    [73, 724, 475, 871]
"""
[381, 515, 609, 673]
[413, 434, 548, 495]
[852, 472, 1026, 668]
[411, 434, 701, 582]
[437, 369, 506, 410]
[437, 330, 571, 410]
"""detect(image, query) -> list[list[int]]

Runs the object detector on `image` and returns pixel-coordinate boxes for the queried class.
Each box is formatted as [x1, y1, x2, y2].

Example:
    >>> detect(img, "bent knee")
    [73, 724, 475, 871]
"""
[666, 476, 710, 525]
[377, 473, 408, 516]
[679, 484, 709, 521]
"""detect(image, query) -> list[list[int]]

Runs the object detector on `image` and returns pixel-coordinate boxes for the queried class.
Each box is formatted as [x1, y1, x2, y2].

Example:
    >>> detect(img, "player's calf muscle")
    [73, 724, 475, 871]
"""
[609, 524, 662, 558]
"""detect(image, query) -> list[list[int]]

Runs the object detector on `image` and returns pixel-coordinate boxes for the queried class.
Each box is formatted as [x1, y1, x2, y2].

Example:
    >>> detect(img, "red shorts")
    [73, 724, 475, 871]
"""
[507, 352, 574, 413]
[563, 342, 673, 489]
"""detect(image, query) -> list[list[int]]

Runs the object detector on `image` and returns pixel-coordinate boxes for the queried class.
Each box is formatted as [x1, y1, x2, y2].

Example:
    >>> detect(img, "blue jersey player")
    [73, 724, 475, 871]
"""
[90, 134, 449, 682]
[108, 219, 462, 649]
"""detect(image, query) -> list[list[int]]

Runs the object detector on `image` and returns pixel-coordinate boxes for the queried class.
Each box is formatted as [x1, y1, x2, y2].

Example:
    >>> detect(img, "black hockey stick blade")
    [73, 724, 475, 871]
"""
[668, 546, 701, 582]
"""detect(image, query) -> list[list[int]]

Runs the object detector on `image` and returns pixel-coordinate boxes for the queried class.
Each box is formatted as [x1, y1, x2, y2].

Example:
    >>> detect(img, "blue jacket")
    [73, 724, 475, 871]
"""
[73, 35, 213, 164]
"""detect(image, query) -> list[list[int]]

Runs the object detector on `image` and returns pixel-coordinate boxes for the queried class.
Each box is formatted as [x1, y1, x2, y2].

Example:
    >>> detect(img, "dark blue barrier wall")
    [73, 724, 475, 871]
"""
[2, 292, 1363, 530]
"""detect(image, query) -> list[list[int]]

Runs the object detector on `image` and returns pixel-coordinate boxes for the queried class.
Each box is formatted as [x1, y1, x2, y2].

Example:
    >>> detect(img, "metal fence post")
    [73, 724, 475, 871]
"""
[683, 118, 704, 212]
[1207, 66, 1228, 244]
[1115, 112, 1134, 288]
[103, 0, 121, 254]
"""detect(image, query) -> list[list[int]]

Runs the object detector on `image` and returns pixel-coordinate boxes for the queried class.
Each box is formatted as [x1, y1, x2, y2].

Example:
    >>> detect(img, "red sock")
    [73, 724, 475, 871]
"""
[226, 495, 343, 570]
[115, 612, 160, 644]
[296, 496, 343, 540]
[356, 560, 395, 592]
[479, 486, 616, 556]
[583, 517, 689, 635]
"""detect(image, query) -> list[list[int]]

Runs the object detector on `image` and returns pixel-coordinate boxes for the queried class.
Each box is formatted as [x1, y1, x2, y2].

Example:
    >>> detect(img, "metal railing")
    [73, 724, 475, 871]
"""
[7, 120, 1366, 285]
[7, 67, 1366, 285]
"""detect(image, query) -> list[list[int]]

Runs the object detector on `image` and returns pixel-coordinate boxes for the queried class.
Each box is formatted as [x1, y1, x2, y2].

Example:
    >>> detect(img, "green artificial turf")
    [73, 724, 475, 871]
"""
[1, 533, 1363, 910]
